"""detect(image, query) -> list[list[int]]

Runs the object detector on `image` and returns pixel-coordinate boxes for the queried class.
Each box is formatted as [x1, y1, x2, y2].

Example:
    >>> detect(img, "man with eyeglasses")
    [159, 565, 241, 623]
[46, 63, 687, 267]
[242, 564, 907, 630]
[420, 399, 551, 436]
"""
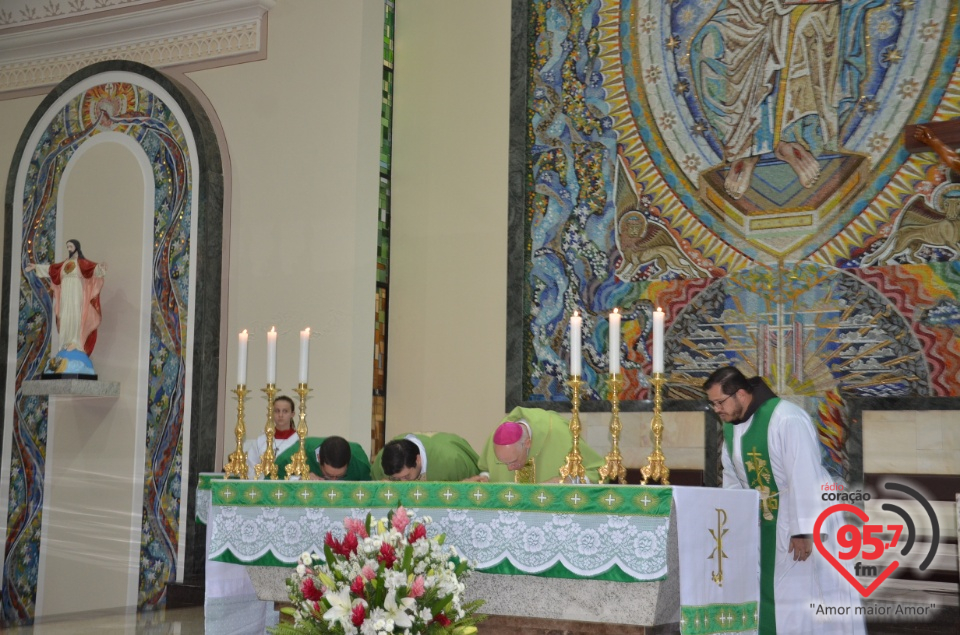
[704, 366, 864, 635]
[469, 407, 604, 484]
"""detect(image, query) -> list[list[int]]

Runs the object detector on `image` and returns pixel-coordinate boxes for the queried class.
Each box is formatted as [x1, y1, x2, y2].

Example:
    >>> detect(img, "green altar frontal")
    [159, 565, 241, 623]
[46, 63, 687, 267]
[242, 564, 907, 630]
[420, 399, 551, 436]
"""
[209, 480, 673, 582]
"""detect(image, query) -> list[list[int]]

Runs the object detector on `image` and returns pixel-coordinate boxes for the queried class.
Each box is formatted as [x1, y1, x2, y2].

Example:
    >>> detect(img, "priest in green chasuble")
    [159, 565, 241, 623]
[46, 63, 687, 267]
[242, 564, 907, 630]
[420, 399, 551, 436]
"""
[473, 407, 604, 484]
[371, 432, 480, 481]
[304, 436, 371, 481]
[704, 367, 865, 635]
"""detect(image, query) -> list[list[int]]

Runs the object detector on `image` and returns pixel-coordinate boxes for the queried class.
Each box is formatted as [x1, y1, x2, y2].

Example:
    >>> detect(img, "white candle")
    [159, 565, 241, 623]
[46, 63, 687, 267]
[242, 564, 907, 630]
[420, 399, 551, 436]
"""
[652, 307, 665, 374]
[267, 326, 277, 384]
[570, 312, 582, 377]
[237, 330, 248, 385]
[609, 309, 621, 375]
[299, 328, 311, 384]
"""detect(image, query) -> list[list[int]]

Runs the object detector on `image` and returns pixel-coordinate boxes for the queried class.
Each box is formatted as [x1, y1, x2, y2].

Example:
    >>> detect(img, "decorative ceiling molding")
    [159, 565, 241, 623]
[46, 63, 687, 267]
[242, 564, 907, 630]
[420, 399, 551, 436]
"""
[0, 0, 166, 31]
[0, 0, 276, 99]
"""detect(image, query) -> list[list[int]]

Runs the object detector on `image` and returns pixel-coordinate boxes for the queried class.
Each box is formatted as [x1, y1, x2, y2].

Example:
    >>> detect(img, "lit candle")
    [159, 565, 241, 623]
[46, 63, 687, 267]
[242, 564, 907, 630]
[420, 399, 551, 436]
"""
[237, 330, 248, 385]
[267, 326, 277, 384]
[570, 312, 582, 377]
[652, 307, 665, 374]
[299, 328, 310, 384]
[609, 309, 621, 375]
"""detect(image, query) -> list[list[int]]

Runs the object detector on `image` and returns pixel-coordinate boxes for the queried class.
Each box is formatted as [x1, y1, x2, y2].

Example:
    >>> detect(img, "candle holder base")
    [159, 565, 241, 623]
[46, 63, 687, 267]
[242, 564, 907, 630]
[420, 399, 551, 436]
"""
[599, 374, 626, 484]
[254, 384, 279, 480]
[284, 383, 312, 479]
[558, 375, 587, 483]
[640, 373, 670, 485]
[223, 384, 249, 478]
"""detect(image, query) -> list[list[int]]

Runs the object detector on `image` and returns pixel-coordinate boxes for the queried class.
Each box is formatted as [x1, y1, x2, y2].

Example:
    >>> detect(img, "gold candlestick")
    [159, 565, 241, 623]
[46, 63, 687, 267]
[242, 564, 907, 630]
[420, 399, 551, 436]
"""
[640, 372, 670, 485]
[285, 382, 312, 479]
[559, 375, 586, 483]
[254, 384, 279, 480]
[223, 384, 250, 478]
[599, 374, 627, 484]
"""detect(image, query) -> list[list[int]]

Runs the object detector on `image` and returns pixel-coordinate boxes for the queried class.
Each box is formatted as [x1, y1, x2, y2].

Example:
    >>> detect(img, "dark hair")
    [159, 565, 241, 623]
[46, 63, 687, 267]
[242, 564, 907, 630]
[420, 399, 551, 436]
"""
[318, 436, 351, 469]
[703, 366, 751, 396]
[381, 439, 419, 476]
[66, 239, 85, 261]
[274, 395, 295, 411]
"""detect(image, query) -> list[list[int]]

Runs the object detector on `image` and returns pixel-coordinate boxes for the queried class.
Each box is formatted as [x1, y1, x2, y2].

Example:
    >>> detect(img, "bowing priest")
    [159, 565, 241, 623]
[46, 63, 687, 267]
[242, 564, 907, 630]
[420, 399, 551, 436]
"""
[704, 366, 865, 635]
[371, 432, 480, 481]
[305, 435, 371, 481]
[470, 407, 604, 483]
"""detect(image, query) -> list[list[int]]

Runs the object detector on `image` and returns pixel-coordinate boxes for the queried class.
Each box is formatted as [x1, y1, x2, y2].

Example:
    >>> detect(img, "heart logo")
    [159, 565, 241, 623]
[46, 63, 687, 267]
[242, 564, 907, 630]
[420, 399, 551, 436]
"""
[813, 503, 899, 598]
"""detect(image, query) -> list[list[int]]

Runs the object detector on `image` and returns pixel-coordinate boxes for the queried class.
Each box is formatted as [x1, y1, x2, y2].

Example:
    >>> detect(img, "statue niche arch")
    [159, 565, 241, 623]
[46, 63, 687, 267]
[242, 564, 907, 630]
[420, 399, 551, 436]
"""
[0, 60, 224, 622]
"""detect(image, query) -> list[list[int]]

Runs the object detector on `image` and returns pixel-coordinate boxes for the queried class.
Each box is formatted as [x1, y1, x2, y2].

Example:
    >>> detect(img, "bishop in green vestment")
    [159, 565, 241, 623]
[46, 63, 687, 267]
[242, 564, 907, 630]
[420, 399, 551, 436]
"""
[477, 407, 604, 483]
[371, 432, 480, 481]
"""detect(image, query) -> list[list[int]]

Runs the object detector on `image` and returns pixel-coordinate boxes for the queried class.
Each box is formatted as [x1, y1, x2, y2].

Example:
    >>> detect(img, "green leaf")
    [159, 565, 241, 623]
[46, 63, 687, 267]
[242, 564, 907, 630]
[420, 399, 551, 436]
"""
[401, 543, 413, 571]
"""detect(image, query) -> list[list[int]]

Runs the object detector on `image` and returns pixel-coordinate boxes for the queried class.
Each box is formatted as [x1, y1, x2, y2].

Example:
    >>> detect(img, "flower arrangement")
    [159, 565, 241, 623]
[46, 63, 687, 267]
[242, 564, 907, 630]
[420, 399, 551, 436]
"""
[271, 506, 484, 635]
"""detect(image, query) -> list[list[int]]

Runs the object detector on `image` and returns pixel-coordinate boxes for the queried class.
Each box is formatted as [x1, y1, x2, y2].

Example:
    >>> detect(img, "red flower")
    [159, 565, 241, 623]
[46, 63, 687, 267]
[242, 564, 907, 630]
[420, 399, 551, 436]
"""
[301, 577, 322, 602]
[377, 542, 397, 568]
[325, 531, 343, 555]
[342, 531, 359, 556]
[432, 612, 452, 626]
[350, 575, 366, 596]
[351, 603, 366, 627]
[409, 523, 427, 544]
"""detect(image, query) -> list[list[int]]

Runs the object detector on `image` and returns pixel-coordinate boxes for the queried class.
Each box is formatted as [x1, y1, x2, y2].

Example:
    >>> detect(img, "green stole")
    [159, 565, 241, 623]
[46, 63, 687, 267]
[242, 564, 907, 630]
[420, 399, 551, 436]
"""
[724, 397, 780, 635]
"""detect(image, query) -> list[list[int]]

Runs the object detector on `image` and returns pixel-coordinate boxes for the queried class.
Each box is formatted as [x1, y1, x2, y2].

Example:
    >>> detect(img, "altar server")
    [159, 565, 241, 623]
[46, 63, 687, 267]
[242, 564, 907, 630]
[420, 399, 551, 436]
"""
[245, 395, 301, 478]
[704, 366, 865, 635]
[371, 432, 480, 481]
[472, 407, 604, 483]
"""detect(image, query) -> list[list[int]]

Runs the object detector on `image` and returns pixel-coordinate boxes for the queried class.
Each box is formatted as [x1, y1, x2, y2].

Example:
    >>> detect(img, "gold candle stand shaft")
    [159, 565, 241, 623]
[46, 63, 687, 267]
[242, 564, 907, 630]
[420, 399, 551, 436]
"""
[254, 384, 279, 480]
[223, 385, 250, 478]
[599, 374, 627, 484]
[559, 375, 586, 483]
[640, 373, 670, 485]
[285, 383, 312, 479]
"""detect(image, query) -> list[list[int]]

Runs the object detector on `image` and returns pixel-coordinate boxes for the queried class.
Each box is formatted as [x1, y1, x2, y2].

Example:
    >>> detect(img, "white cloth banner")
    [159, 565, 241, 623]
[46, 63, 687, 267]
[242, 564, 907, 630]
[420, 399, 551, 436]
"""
[673, 486, 760, 634]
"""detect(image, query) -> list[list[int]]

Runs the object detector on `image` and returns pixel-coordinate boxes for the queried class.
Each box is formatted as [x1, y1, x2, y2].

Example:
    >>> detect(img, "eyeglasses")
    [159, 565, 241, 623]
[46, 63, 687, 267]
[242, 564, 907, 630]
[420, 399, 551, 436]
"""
[708, 393, 734, 410]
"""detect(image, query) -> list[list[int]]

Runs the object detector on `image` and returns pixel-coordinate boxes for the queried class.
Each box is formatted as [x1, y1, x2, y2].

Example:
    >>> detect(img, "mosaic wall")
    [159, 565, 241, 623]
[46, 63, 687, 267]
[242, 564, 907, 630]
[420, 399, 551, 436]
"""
[511, 0, 960, 476]
[372, 0, 396, 456]
[3, 73, 196, 621]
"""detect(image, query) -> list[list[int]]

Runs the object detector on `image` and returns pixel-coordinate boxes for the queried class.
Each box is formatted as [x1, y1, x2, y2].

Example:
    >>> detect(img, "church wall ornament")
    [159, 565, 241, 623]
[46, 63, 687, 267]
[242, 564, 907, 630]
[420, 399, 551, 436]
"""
[507, 0, 960, 486]
[0, 0, 275, 99]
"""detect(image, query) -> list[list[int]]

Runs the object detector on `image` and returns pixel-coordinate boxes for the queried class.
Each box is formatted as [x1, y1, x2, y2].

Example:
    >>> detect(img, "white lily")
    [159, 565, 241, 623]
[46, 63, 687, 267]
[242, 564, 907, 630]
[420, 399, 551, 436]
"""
[322, 586, 355, 623]
[382, 590, 415, 628]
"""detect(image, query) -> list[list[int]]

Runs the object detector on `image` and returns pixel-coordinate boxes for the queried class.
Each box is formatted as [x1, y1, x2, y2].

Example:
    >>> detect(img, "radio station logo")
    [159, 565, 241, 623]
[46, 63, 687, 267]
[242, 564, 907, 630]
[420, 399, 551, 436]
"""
[813, 481, 940, 598]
